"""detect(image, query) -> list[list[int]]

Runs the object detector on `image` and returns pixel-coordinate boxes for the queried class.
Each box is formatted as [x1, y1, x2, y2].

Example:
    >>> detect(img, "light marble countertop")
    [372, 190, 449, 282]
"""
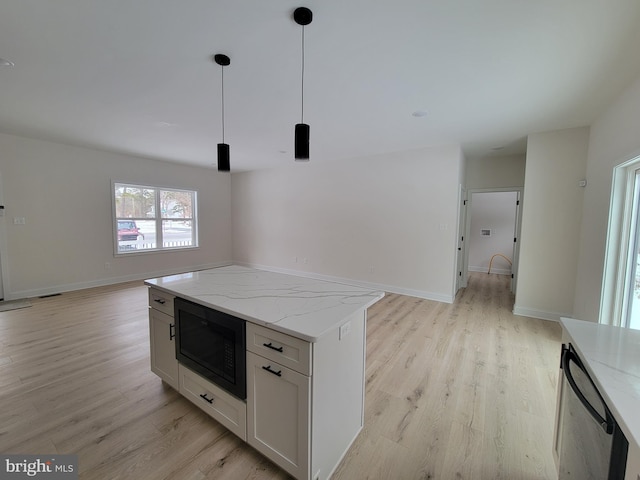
[145, 265, 385, 342]
[560, 317, 640, 448]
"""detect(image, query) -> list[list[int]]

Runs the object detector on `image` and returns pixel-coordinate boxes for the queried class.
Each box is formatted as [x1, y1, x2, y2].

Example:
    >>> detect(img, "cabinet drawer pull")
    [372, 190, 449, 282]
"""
[262, 365, 282, 377]
[154, 298, 166, 305]
[199, 393, 214, 404]
[169, 323, 175, 340]
[263, 342, 284, 352]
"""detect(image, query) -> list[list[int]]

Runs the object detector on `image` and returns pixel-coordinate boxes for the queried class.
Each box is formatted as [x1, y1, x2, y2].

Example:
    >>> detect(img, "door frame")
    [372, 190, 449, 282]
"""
[460, 187, 523, 293]
[0, 171, 7, 300]
[456, 186, 468, 292]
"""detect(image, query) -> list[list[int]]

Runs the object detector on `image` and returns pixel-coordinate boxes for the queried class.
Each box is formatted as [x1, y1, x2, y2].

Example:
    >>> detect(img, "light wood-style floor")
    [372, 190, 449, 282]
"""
[0, 273, 561, 479]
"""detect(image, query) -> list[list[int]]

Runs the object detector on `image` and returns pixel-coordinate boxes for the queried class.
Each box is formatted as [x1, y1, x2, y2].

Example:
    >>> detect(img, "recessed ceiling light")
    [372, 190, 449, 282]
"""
[0, 58, 15, 67]
[412, 110, 428, 118]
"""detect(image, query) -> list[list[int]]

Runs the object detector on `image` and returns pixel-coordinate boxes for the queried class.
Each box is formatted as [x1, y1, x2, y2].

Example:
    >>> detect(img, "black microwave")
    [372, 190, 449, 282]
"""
[174, 297, 246, 400]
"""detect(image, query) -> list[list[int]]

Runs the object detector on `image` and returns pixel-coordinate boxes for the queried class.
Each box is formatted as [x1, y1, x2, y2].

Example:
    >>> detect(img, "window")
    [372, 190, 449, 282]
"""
[113, 183, 197, 254]
[624, 171, 640, 329]
[602, 156, 640, 329]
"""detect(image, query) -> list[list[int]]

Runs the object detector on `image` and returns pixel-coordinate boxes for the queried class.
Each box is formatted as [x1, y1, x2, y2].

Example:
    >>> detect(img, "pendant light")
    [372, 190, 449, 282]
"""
[294, 7, 312, 160]
[214, 53, 231, 171]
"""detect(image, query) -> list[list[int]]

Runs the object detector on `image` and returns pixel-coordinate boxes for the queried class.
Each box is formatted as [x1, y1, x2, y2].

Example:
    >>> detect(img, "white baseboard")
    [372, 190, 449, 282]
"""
[512, 305, 566, 322]
[235, 262, 454, 304]
[468, 266, 512, 275]
[8, 261, 233, 301]
[11, 260, 456, 305]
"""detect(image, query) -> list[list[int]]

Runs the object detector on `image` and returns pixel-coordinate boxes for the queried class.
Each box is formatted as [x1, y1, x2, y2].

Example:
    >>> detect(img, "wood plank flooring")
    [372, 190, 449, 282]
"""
[0, 273, 561, 479]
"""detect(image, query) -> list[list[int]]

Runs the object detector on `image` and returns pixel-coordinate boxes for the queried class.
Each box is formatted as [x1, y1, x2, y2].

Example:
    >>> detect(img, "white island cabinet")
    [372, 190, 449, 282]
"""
[148, 287, 178, 389]
[145, 265, 384, 480]
[246, 323, 312, 478]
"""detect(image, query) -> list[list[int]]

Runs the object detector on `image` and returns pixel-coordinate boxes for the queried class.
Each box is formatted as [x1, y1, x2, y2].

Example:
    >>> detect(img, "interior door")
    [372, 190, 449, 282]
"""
[511, 191, 522, 294]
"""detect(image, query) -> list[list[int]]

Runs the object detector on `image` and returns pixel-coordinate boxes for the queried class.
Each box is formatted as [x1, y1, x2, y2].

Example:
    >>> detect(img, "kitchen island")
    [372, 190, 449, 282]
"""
[145, 265, 384, 480]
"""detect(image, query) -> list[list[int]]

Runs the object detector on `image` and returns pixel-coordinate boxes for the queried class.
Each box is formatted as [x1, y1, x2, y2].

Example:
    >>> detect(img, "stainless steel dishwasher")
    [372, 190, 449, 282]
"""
[556, 343, 628, 479]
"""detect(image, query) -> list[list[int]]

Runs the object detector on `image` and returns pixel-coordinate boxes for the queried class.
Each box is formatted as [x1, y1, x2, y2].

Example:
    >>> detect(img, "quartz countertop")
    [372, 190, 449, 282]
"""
[145, 265, 385, 342]
[560, 317, 640, 448]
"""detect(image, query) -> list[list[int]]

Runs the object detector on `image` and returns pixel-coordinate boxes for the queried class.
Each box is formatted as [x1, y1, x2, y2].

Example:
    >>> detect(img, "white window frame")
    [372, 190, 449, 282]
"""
[601, 155, 640, 327]
[112, 182, 198, 255]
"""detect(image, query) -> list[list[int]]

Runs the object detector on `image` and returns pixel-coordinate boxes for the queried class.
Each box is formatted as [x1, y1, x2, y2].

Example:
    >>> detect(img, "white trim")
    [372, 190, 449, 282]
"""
[112, 181, 198, 256]
[236, 262, 455, 304]
[0, 171, 8, 301]
[456, 185, 468, 292]
[512, 305, 565, 322]
[12, 259, 455, 304]
[468, 266, 512, 275]
[9, 261, 232, 301]
[600, 153, 640, 327]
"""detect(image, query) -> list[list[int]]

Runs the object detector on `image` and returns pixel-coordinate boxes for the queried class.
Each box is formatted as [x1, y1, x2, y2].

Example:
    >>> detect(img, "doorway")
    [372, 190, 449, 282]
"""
[458, 188, 522, 294]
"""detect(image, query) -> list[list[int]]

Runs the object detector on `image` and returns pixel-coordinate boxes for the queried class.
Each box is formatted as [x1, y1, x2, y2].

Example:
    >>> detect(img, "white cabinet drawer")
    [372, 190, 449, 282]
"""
[178, 365, 247, 441]
[148, 288, 174, 316]
[246, 323, 312, 375]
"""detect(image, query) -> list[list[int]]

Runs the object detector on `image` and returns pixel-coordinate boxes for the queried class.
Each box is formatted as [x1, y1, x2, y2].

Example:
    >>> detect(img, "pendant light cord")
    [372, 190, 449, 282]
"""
[301, 25, 305, 123]
[221, 65, 225, 143]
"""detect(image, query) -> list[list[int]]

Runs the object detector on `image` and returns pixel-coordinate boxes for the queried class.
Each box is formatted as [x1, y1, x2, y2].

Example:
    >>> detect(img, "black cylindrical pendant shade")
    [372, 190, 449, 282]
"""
[217, 143, 230, 171]
[295, 123, 310, 160]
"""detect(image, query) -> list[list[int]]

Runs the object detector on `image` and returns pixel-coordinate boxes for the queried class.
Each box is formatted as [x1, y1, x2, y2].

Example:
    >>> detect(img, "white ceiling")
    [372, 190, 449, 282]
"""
[1, 1, 640, 172]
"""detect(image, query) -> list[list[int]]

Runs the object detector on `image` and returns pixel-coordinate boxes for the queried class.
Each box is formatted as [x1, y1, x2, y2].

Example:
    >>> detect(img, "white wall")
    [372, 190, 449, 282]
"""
[466, 154, 526, 189]
[468, 192, 517, 274]
[514, 127, 589, 320]
[573, 75, 640, 321]
[231, 145, 463, 302]
[0, 133, 232, 299]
